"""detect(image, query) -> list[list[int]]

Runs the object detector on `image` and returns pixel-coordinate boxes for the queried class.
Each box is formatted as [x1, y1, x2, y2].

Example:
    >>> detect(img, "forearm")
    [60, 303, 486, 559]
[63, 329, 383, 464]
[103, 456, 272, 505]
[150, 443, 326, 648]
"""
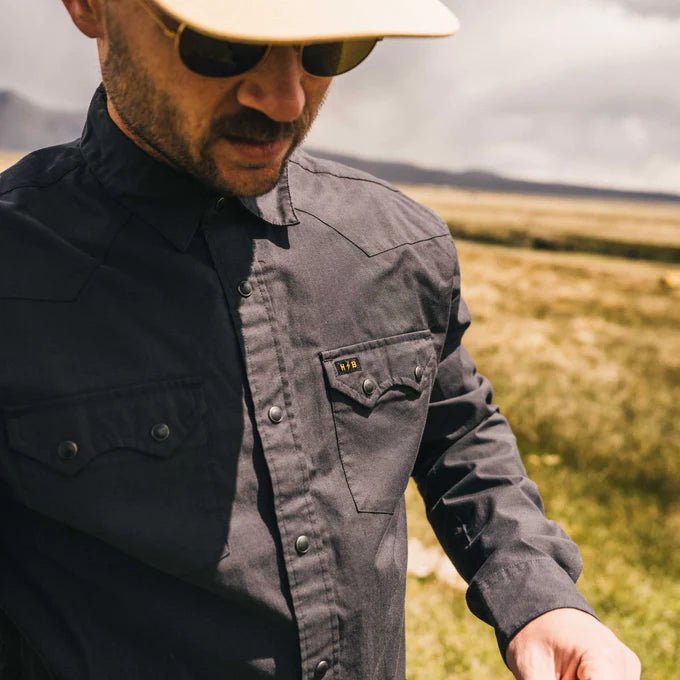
[414, 346, 595, 656]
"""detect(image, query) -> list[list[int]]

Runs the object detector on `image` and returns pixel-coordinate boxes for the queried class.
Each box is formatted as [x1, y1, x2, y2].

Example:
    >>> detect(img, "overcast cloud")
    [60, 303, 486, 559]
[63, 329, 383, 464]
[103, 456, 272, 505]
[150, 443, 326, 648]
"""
[1, 0, 678, 193]
[609, 0, 680, 19]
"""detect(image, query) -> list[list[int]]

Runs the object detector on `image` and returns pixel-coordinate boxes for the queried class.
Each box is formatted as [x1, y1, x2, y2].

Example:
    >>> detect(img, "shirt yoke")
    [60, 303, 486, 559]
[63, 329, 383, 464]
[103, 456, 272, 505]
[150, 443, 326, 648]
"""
[0, 142, 124, 302]
[289, 150, 451, 257]
[0, 141, 84, 197]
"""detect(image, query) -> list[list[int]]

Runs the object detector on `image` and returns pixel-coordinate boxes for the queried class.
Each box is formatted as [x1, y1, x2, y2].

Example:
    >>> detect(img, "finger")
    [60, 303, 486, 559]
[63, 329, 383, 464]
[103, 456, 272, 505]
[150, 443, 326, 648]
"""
[576, 646, 642, 680]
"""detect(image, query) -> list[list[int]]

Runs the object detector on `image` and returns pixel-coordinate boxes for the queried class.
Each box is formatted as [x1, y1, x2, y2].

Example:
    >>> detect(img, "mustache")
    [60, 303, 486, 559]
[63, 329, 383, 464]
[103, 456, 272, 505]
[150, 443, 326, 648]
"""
[211, 109, 305, 143]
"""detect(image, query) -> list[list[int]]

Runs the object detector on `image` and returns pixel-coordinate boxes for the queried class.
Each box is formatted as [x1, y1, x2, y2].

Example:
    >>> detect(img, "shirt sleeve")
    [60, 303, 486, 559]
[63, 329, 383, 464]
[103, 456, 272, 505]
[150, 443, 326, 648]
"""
[411, 249, 597, 659]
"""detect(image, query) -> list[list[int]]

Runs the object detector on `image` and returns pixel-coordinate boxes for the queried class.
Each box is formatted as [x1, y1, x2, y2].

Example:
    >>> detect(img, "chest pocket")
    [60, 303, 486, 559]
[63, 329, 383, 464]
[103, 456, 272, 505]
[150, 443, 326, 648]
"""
[321, 330, 436, 514]
[3, 377, 227, 577]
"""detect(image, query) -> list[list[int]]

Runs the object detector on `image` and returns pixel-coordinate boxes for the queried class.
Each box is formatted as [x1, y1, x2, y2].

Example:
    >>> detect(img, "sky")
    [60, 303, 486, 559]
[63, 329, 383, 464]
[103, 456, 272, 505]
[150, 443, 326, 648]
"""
[1, 0, 678, 193]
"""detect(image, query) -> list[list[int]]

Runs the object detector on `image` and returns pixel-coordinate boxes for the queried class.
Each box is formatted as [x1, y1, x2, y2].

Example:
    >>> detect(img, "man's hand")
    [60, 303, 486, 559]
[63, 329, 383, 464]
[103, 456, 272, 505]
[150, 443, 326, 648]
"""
[506, 608, 641, 680]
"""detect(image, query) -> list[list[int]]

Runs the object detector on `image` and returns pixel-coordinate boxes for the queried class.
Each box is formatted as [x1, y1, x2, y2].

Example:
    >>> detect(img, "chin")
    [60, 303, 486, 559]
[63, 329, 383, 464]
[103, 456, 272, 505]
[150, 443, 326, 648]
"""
[217, 166, 284, 198]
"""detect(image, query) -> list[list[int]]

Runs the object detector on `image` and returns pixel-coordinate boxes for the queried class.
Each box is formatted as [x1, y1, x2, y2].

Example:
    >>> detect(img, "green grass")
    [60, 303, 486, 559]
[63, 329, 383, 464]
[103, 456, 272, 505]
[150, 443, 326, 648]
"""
[405, 241, 680, 680]
[446, 221, 680, 263]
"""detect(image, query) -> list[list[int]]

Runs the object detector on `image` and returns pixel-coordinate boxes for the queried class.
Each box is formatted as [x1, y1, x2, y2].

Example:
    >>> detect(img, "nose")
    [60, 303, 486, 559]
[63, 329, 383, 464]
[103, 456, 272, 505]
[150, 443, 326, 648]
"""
[236, 46, 307, 122]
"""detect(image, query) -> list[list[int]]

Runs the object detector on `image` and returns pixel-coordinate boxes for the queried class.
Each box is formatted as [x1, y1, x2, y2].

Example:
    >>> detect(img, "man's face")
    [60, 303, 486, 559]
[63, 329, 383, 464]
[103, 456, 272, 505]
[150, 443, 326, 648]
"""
[99, 0, 333, 197]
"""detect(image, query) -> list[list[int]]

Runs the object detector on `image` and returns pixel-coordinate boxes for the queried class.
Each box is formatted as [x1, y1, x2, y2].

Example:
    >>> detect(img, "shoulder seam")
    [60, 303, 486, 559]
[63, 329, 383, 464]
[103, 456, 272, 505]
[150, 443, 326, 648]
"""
[0, 158, 83, 199]
[296, 207, 450, 257]
[289, 158, 399, 193]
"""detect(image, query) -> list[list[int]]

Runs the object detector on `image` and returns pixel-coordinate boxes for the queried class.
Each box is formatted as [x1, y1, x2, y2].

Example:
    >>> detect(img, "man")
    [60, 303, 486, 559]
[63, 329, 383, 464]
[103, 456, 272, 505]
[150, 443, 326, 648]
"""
[0, 0, 640, 678]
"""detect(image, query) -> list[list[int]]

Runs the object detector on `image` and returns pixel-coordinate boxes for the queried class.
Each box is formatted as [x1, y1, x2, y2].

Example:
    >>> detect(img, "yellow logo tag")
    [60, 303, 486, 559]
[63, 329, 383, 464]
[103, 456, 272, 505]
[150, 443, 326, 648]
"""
[335, 357, 361, 375]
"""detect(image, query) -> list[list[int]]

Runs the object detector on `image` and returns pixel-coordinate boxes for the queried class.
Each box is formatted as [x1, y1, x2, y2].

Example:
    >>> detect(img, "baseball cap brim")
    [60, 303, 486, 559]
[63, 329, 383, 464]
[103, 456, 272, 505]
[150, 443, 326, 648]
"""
[152, 0, 459, 43]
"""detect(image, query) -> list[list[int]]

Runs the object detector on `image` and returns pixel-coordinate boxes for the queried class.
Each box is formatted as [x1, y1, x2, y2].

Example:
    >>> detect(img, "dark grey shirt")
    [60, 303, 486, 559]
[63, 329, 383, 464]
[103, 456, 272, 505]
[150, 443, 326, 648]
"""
[0, 86, 594, 680]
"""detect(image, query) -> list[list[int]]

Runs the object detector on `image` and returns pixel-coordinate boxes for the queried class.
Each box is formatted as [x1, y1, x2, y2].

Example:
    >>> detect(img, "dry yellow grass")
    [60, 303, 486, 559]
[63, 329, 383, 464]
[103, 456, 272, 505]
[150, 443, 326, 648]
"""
[457, 241, 680, 498]
[405, 240, 680, 680]
[399, 184, 680, 255]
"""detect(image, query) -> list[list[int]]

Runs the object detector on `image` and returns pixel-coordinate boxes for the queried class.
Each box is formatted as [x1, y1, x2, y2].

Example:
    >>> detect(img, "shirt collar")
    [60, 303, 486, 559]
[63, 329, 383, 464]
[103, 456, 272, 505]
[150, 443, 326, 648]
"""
[80, 84, 299, 251]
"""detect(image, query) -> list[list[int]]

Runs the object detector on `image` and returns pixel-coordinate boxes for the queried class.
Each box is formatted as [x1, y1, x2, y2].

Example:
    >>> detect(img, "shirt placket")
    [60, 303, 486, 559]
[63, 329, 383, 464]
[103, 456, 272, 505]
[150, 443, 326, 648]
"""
[203, 202, 339, 680]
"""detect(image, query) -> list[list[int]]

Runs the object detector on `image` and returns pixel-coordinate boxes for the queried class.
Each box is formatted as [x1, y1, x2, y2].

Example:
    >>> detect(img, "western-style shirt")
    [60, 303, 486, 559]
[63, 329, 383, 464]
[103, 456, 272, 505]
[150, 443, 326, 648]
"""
[0, 85, 594, 680]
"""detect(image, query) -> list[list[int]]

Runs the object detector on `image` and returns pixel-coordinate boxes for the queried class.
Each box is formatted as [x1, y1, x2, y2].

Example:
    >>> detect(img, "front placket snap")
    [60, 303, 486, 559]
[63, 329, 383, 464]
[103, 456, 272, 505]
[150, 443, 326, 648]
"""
[238, 280, 253, 298]
[314, 660, 330, 678]
[268, 406, 283, 423]
[203, 225, 337, 680]
[295, 535, 310, 555]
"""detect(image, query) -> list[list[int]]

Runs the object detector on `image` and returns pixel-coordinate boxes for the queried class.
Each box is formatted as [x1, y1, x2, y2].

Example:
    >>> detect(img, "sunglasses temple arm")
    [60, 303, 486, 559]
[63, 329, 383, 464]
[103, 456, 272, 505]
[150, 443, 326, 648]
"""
[136, 0, 181, 40]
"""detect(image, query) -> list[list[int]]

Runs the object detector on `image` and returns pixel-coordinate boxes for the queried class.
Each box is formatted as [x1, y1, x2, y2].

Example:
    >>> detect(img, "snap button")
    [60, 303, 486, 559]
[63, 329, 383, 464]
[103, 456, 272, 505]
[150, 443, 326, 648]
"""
[314, 660, 330, 678]
[268, 406, 283, 424]
[237, 280, 253, 298]
[295, 535, 310, 555]
[414, 365, 424, 382]
[151, 423, 171, 441]
[362, 378, 376, 396]
[57, 440, 79, 460]
[215, 196, 226, 211]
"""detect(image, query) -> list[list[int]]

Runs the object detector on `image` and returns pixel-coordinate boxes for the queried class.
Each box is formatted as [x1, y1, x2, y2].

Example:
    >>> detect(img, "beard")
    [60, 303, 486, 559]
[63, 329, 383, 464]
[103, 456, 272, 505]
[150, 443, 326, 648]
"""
[100, 8, 317, 197]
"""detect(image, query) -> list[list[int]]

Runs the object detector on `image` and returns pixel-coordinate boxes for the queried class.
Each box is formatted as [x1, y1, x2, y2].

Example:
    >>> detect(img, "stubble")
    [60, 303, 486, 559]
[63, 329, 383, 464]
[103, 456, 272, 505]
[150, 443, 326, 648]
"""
[100, 6, 320, 196]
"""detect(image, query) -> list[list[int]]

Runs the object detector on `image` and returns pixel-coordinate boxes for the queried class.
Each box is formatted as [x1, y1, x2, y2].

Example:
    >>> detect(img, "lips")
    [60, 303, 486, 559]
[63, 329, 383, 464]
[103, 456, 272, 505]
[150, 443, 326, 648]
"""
[222, 135, 290, 164]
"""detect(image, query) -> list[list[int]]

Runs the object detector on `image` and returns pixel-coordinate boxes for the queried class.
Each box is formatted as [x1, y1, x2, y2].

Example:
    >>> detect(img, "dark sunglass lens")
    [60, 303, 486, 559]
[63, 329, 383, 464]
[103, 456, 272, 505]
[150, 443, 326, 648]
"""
[301, 39, 378, 77]
[179, 27, 267, 77]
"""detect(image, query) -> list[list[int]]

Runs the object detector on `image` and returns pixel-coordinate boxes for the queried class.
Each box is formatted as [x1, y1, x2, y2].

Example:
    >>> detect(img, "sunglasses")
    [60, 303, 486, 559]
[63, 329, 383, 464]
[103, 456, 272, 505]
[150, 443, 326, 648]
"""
[136, 0, 379, 78]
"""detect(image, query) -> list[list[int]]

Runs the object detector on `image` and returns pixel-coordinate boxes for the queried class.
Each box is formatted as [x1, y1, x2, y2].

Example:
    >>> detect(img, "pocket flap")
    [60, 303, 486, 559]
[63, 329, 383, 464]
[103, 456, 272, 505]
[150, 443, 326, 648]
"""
[321, 330, 436, 409]
[5, 377, 207, 476]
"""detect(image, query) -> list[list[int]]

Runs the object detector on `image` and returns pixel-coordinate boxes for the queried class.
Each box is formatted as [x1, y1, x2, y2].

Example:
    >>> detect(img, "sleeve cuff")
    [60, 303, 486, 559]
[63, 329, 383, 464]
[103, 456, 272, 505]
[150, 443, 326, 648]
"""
[465, 558, 598, 660]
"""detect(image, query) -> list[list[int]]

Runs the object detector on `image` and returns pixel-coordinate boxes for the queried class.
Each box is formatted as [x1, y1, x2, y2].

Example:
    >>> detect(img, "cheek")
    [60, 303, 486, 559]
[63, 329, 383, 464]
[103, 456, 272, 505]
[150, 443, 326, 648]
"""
[160, 73, 229, 136]
[140, 31, 217, 110]
[304, 79, 333, 117]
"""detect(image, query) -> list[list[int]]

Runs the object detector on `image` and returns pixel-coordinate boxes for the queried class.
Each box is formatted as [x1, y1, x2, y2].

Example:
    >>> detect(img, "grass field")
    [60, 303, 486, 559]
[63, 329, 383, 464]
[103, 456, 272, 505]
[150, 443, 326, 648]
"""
[400, 184, 680, 262]
[404, 240, 679, 680]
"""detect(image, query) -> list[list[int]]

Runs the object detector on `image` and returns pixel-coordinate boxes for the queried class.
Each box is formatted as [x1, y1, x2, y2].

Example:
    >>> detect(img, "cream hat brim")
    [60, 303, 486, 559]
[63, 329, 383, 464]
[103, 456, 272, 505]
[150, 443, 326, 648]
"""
[152, 0, 459, 43]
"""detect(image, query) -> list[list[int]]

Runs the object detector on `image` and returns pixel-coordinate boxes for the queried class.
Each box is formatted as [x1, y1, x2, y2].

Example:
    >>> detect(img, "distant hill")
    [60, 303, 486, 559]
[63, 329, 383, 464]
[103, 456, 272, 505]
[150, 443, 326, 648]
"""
[2, 89, 678, 204]
[307, 150, 680, 205]
[0, 90, 83, 150]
